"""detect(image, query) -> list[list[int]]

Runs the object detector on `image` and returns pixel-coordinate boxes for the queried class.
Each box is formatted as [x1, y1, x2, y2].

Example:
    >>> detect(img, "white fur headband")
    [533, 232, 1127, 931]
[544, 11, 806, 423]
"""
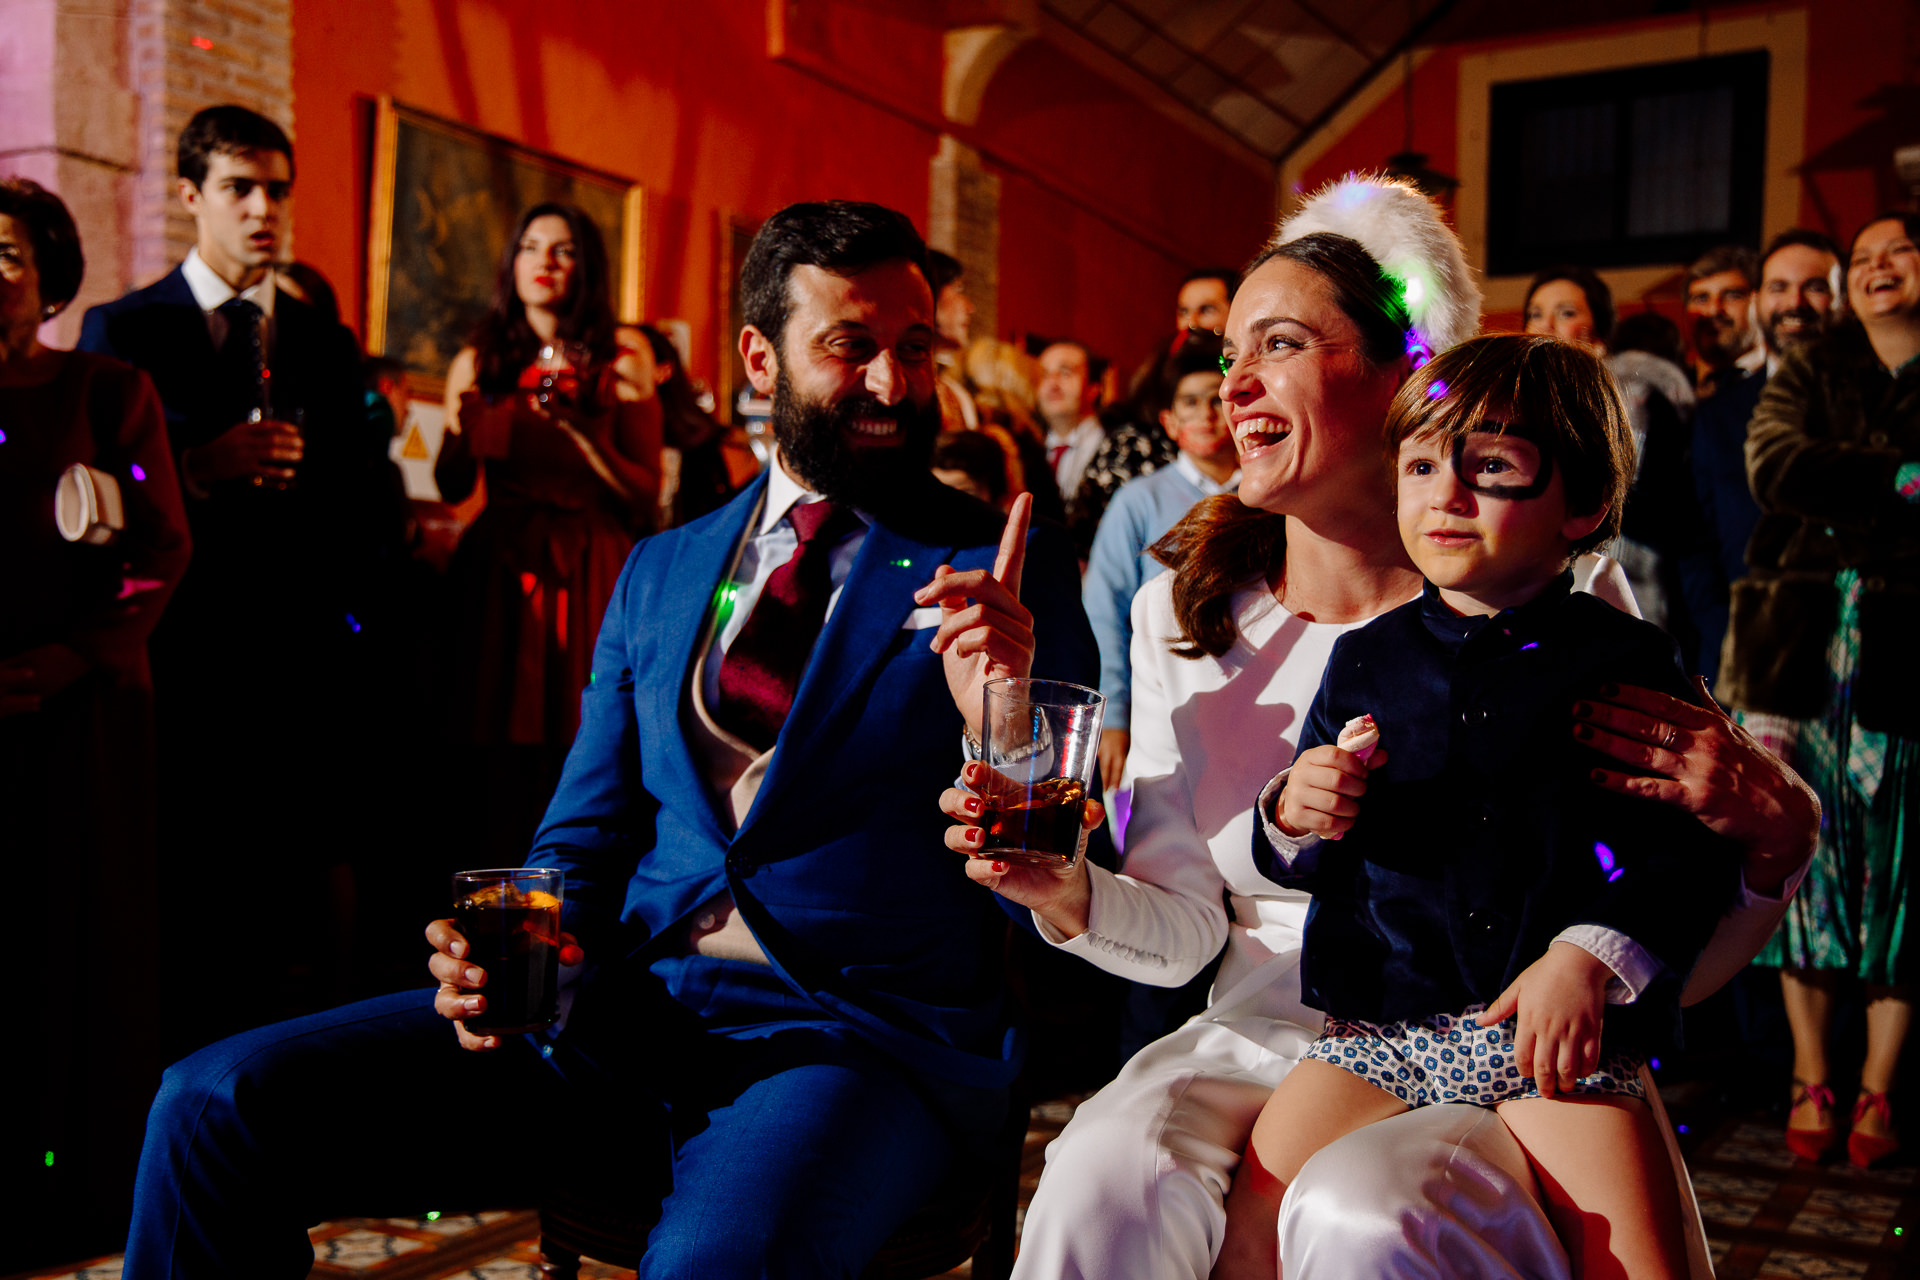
[1276, 173, 1482, 356]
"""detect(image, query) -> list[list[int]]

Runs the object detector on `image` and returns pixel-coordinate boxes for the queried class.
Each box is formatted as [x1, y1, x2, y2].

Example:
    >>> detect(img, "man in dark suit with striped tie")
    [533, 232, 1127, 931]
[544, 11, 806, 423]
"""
[79, 104, 400, 1058]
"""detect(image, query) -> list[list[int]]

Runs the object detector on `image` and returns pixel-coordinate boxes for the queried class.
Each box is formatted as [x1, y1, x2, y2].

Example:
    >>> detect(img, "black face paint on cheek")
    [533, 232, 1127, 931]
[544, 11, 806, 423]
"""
[1449, 427, 1556, 501]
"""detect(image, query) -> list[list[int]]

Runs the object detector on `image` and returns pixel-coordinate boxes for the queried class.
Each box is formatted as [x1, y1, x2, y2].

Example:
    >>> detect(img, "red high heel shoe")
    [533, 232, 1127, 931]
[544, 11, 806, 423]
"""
[1849, 1090, 1899, 1169]
[1786, 1080, 1839, 1161]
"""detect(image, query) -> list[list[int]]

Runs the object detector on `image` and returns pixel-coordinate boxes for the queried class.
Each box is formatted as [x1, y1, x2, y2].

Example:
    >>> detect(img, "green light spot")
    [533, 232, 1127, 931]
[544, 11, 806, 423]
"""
[891, 558, 912, 568]
[425, 1211, 442, 1222]
[1896, 1227, 1905, 1236]
[44, 1151, 54, 1168]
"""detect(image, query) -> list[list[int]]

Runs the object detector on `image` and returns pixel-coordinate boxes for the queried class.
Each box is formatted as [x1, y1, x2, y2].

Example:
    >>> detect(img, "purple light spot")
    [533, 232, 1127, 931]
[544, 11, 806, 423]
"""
[1593, 841, 1616, 874]
[0, 427, 7, 443]
[345, 612, 362, 634]
[1426, 380, 1448, 399]
[131, 463, 147, 481]
[1607, 868, 1624, 882]
[1650, 1057, 1662, 1071]
[1520, 641, 1539, 651]
[1676, 1123, 1689, 1133]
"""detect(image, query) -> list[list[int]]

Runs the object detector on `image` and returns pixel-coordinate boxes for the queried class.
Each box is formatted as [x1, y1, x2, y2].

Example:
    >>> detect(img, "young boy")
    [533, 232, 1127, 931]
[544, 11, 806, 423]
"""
[1219, 334, 1740, 1279]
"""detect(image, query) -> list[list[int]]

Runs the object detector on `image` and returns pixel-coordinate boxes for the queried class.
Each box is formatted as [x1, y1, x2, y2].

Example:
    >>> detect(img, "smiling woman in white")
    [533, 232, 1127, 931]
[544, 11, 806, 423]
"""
[942, 176, 1821, 1280]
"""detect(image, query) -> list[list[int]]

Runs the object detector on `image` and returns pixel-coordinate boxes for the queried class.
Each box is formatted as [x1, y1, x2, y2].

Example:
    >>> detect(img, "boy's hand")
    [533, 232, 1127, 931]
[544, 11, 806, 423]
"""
[1475, 941, 1612, 1098]
[1276, 743, 1388, 840]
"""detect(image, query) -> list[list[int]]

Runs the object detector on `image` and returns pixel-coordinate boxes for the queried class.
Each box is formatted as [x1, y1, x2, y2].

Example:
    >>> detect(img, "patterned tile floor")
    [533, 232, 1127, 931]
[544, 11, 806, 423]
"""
[1682, 1118, 1916, 1280]
[16, 1096, 1912, 1279]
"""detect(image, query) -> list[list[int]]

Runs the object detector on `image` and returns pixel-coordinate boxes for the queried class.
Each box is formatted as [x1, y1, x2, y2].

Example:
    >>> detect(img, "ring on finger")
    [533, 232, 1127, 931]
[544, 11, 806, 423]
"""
[1659, 723, 1679, 750]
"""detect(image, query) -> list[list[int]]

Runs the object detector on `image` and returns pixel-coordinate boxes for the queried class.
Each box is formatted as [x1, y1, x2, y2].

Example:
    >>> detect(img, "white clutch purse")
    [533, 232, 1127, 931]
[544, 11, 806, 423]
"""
[55, 462, 125, 545]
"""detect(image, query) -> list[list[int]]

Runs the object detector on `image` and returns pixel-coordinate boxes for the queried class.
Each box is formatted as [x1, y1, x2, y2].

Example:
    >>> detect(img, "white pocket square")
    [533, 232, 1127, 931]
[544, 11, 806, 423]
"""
[903, 606, 944, 630]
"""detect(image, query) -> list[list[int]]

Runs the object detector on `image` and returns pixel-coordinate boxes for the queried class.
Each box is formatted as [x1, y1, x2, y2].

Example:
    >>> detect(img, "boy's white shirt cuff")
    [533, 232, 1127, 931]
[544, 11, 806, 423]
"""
[1738, 853, 1810, 907]
[1256, 768, 1314, 872]
[1554, 926, 1660, 1004]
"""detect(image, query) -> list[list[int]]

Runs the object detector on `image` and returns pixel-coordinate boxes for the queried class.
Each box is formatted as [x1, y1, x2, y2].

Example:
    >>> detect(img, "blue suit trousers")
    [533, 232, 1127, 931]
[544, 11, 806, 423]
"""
[125, 960, 999, 1280]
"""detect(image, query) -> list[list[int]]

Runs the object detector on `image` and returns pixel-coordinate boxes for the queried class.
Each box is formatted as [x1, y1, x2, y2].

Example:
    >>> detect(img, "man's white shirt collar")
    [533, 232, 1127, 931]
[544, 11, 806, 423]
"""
[758, 456, 870, 536]
[1173, 451, 1239, 496]
[182, 248, 276, 318]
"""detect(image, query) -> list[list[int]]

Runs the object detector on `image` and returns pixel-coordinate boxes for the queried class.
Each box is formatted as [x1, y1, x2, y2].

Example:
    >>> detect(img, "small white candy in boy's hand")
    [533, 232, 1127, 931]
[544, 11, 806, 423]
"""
[1337, 713, 1379, 762]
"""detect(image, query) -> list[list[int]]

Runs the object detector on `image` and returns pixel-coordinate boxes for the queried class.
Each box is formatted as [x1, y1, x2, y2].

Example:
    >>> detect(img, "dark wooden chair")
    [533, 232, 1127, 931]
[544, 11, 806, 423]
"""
[535, 1081, 1030, 1280]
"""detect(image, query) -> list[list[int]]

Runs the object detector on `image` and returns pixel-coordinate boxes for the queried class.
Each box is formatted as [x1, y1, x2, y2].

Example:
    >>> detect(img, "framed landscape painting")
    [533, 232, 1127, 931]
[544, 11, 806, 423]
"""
[366, 98, 643, 398]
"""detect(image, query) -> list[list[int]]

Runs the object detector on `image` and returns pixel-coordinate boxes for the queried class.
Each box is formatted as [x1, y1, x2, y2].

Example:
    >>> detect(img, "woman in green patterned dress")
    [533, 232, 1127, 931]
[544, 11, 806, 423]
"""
[1725, 211, 1920, 1168]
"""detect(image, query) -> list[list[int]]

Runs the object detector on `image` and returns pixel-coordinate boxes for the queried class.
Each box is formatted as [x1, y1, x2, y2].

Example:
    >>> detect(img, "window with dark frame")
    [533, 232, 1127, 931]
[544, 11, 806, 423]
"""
[1486, 51, 1770, 277]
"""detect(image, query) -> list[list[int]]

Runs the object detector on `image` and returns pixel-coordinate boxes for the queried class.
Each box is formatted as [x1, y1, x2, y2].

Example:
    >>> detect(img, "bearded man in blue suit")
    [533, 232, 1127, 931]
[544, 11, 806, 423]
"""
[123, 200, 1098, 1279]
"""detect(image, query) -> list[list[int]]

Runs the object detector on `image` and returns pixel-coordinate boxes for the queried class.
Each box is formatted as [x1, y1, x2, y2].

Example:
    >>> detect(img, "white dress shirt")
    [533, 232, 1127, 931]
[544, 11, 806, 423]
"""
[1046, 415, 1105, 501]
[180, 248, 276, 354]
[699, 458, 870, 716]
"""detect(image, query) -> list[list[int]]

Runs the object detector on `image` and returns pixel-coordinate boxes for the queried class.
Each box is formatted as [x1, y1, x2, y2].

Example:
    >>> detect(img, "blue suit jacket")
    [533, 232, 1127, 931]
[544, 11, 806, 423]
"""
[529, 473, 1101, 1087]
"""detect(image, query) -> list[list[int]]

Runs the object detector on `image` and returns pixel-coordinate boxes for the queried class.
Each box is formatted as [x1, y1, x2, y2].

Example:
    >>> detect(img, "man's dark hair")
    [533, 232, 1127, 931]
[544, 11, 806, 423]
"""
[1180, 266, 1240, 299]
[1523, 265, 1615, 345]
[1760, 228, 1842, 276]
[926, 249, 963, 297]
[1610, 310, 1687, 369]
[1687, 244, 1758, 289]
[740, 201, 930, 352]
[178, 104, 295, 187]
[0, 178, 84, 313]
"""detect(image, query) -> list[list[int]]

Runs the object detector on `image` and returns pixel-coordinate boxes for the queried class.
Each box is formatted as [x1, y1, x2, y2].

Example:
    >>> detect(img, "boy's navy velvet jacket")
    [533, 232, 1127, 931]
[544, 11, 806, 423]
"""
[1254, 576, 1740, 1052]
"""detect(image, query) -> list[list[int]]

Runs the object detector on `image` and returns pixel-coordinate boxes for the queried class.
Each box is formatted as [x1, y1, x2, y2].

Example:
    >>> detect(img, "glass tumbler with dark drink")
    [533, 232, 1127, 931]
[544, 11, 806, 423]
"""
[451, 868, 564, 1035]
[976, 678, 1105, 869]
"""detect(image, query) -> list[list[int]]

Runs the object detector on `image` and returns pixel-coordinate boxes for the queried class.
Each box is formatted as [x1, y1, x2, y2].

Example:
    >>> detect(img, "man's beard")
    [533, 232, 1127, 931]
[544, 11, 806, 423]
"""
[771, 367, 942, 509]
[1762, 305, 1824, 356]
[1692, 313, 1757, 367]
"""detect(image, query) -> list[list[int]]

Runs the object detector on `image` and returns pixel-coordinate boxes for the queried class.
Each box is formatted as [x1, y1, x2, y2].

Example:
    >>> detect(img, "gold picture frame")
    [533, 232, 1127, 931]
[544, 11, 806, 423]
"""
[715, 209, 760, 423]
[366, 97, 644, 400]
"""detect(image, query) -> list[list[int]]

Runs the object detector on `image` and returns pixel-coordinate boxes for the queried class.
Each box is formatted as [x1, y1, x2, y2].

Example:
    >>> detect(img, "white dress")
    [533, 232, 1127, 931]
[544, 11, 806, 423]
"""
[1012, 565, 1780, 1279]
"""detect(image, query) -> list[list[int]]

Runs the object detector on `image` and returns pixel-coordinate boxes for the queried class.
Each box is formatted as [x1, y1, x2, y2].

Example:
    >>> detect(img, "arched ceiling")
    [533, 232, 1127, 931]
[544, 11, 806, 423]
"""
[1031, 0, 1769, 163]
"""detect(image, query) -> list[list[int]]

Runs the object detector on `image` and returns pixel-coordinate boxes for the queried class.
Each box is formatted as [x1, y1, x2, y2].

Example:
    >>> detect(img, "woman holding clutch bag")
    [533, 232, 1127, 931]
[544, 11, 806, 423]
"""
[437, 202, 663, 859]
[0, 177, 190, 1261]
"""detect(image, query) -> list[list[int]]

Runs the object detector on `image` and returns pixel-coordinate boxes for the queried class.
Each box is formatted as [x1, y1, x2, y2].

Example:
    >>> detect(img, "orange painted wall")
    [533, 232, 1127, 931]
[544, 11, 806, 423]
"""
[1294, 2, 1917, 336]
[974, 40, 1275, 366]
[288, 0, 1272, 386]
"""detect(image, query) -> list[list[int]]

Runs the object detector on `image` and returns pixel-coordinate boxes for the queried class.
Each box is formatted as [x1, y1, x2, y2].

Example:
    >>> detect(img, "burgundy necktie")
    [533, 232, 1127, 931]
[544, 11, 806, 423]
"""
[715, 499, 861, 751]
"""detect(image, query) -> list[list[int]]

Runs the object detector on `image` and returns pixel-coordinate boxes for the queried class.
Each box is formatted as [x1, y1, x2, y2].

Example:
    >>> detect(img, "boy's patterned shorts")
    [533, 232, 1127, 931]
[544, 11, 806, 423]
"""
[1302, 1005, 1646, 1108]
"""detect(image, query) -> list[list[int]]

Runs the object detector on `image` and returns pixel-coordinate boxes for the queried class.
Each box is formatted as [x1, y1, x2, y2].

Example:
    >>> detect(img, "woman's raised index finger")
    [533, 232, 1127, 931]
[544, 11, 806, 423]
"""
[992, 492, 1032, 596]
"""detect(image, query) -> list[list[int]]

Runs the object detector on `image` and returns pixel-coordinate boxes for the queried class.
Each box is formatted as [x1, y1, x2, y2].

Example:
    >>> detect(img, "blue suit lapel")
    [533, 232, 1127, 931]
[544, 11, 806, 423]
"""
[644, 476, 768, 841]
[743, 519, 953, 828]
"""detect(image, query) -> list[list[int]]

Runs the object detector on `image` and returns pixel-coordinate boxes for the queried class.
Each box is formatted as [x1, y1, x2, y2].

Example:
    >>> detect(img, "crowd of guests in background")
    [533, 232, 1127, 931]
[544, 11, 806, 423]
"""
[3, 93, 1916, 1272]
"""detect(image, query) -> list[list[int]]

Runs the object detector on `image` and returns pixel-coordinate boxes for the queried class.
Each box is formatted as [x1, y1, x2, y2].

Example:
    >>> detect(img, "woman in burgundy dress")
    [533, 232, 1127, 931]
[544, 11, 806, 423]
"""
[0, 178, 190, 1264]
[437, 202, 662, 858]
